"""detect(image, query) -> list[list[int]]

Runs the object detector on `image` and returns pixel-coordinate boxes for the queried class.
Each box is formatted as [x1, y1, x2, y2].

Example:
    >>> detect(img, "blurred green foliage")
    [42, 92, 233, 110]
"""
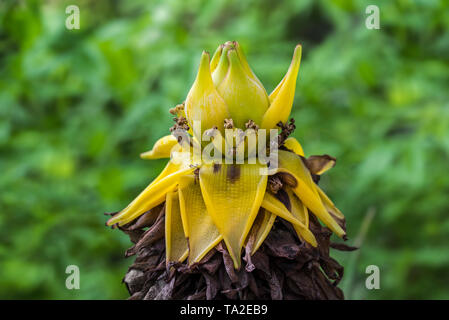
[1, 0, 448, 299]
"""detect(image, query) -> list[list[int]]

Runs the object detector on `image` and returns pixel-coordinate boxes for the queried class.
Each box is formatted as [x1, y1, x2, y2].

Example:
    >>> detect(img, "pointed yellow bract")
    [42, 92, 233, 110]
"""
[261, 192, 317, 246]
[140, 135, 179, 160]
[165, 191, 189, 264]
[287, 188, 309, 226]
[234, 41, 266, 91]
[212, 44, 231, 87]
[210, 44, 223, 73]
[199, 163, 267, 269]
[217, 49, 269, 128]
[261, 45, 302, 129]
[286, 188, 313, 244]
[178, 175, 222, 264]
[147, 155, 191, 189]
[283, 137, 305, 157]
[107, 165, 195, 226]
[251, 209, 276, 255]
[275, 150, 345, 237]
[316, 185, 345, 220]
[185, 51, 230, 140]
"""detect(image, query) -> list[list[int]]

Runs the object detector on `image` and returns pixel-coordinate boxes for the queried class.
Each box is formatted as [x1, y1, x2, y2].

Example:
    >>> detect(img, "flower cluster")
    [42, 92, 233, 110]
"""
[107, 41, 346, 269]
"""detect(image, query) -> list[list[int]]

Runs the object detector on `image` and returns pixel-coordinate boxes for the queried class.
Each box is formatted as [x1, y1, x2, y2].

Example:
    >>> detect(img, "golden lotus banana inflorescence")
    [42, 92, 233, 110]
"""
[107, 41, 347, 269]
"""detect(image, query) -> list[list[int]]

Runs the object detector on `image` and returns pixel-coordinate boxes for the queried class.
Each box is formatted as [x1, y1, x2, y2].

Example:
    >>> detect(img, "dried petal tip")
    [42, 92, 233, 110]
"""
[306, 155, 336, 175]
[261, 44, 302, 129]
[169, 103, 185, 116]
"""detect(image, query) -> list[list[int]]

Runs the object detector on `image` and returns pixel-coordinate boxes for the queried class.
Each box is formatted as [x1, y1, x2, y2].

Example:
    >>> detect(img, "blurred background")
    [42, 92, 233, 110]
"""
[1, 0, 448, 299]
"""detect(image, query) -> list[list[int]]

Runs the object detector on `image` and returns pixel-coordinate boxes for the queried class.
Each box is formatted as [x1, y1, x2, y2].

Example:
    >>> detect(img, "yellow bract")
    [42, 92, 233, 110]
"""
[234, 41, 265, 91]
[210, 44, 223, 73]
[140, 135, 178, 160]
[217, 49, 269, 128]
[250, 209, 276, 255]
[212, 44, 231, 87]
[261, 45, 302, 129]
[283, 137, 305, 157]
[149, 155, 190, 187]
[275, 150, 345, 237]
[261, 192, 317, 246]
[185, 51, 230, 140]
[107, 165, 195, 226]
[286, 188, 315, 245]
[178, 175, 222, 265]
[165, 191, 189, 264]
[199, 163, 267, 269]
[316, 185, 345, 220]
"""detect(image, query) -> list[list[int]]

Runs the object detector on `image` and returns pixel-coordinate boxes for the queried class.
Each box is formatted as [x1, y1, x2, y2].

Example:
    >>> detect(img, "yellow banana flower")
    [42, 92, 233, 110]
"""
[107, 41, 346, 270]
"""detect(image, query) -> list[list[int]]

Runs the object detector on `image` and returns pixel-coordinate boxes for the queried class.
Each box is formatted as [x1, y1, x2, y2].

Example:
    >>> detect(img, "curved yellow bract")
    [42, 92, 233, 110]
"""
[107, 165, 195, 226]
[275, 150, 345, 237]
[261, 192, 317, 247]
[140, 135, 179, 160]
